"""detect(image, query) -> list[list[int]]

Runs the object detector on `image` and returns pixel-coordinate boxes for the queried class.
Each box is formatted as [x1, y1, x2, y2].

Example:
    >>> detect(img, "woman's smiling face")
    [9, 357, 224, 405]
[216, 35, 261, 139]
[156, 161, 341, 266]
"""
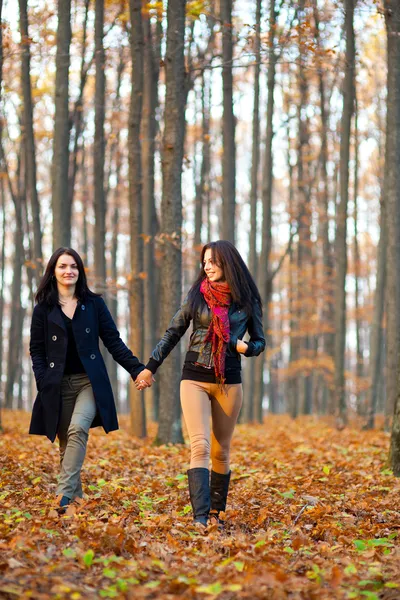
[54, 254, 79, 287]
[203, 249, 225, 282]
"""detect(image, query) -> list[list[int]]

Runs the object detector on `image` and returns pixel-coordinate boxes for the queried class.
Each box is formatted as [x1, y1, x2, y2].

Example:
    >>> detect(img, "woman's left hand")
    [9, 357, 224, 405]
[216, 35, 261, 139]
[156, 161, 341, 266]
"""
[236, 340, 248, 354]
[135, 369, 154, 391]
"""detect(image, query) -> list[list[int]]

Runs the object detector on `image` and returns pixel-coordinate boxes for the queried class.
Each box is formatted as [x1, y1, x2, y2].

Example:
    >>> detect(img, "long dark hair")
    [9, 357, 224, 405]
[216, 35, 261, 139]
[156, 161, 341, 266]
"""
[35, 247, 99, 306]
[187, 240, 262, 315]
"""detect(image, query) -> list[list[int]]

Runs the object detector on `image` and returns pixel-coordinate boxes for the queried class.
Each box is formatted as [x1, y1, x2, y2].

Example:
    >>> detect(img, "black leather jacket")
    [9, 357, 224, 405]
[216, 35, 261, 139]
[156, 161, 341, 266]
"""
[146, 295, 265, 374]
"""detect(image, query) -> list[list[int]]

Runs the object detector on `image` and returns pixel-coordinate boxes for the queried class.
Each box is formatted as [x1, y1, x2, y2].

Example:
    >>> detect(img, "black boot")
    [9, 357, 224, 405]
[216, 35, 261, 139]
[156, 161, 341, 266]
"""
[187, 468, 210, 526]
[210, 470, 231, 525]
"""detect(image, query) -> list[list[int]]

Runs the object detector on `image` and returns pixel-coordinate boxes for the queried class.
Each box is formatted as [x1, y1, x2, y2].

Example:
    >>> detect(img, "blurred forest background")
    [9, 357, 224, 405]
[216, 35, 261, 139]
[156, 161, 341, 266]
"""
[0, 0, 400, 467]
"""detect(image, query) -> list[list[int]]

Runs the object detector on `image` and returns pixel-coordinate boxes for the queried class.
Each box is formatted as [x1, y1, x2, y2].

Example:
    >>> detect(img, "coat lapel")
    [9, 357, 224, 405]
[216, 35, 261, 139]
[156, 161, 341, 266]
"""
[48, 305, 67, 332]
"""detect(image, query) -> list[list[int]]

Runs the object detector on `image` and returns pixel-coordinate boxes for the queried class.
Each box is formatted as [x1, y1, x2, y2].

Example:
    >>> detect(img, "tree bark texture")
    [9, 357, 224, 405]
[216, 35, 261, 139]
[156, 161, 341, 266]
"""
[94, 0, 106, 286]
[333, 0, 355, 424]
[221, 0, 235, 244]
[155, 0, 186, 445]
[52, 0, 72, 249]
[19, 0, 42, 275]
[128, 0, 146, 437]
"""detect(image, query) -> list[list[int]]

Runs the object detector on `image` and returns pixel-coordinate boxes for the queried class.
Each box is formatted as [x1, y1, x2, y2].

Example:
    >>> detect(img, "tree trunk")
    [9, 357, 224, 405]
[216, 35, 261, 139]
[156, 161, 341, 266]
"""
[128, 0, 146, 437]
[0, 179, 4, 428]
[353, 95, 364, 415]
[242, 0, 261, 423]
[142, 14, 161, 422]
[333, 0, 355, 425]
[68, 0, 90, 209]
[19, 0, 41, 275]
[221, 0, 235, 243]
[155, 0, 186, 445]
[254, 0, 277, 424]
[94, 0, 106, 287]
[52, 0, 72, 249]
[385, 0, 400, 472]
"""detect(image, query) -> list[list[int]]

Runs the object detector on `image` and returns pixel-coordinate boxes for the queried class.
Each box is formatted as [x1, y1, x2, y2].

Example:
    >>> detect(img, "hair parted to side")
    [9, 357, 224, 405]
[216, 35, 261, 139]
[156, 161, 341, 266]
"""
[187, 240, 262, 315]
[35, 247, 99, 306]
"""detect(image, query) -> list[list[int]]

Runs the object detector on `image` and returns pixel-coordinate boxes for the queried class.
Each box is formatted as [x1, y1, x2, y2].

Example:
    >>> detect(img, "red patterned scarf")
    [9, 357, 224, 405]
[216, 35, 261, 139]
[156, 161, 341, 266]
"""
[200, 277, 232, 385]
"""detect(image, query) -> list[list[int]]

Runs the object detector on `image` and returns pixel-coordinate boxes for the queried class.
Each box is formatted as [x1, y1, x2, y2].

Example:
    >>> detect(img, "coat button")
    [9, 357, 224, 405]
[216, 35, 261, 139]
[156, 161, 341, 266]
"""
[90, 354, 96, 360]
[52, 335, 57, 341]
[49, 362, 55, 368]
[86, 328, 90, 333]
[81, 305, 86, 310]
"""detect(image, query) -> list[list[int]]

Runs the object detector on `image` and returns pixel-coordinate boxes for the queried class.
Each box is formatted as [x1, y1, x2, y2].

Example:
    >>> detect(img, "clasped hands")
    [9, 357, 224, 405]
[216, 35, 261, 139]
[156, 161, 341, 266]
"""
[135, 368, 154, 392]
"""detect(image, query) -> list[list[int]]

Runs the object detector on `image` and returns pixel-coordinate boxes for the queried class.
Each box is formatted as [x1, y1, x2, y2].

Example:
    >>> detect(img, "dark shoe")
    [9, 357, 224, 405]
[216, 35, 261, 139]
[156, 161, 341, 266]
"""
[210, 470, 231, 526]
[187, 468, 210, 526]
[56, 494, 71, 514]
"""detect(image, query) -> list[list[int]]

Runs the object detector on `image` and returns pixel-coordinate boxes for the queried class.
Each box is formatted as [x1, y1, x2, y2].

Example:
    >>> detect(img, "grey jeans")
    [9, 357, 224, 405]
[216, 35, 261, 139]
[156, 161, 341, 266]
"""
[57, 373, 97, 499]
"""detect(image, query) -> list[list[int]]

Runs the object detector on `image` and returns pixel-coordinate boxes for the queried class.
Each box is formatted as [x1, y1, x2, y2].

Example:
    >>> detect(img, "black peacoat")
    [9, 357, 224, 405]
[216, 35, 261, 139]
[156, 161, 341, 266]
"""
[29, 296, 145, 442]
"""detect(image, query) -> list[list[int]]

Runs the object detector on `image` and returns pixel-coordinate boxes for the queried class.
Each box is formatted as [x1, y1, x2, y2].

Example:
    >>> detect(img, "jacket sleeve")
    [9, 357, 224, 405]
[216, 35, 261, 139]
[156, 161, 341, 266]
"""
[243, 301, 266, 357]
[97, 297, 145, 380]
[146, 296, 192, 374]
[29, 304, 47, 389]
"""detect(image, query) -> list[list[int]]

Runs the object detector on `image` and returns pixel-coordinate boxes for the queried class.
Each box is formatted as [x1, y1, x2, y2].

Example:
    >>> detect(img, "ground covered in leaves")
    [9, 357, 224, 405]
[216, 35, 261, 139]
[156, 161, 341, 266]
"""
[0, 411, 400, 600]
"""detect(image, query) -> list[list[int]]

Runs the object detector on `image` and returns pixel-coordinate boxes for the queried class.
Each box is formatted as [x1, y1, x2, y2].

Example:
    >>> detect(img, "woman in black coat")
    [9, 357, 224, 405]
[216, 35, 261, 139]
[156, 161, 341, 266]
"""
[29, 247, 147, 512]
[137, 240, 265, 528]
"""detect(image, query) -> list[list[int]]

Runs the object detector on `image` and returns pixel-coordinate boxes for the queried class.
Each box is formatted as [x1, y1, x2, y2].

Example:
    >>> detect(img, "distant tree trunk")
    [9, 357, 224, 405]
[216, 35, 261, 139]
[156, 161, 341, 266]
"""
[105, 52, 125, 408]
[94, 0, 106, 287]
[366, 199, 386, 429]
[333, 0, 355, 425]
[155, 0, 186, 445]
[19, 0, 41, 275]
[314, 0, 335, 413]
[221, 0, 235, 243]
[254, 0, 277, 423]
[52, 0, 72, 249]
[68, 0, 90, 209]
[385, 0, 400, 473]
[194, 68, 212, 248]
[5, 194, 24, 408]
[353, 96, 364, 415]
[0, 181, 4, 428]
[128, 0, 146, 437]
[142, 14, 161, 422]
[242, 0, 261, 424]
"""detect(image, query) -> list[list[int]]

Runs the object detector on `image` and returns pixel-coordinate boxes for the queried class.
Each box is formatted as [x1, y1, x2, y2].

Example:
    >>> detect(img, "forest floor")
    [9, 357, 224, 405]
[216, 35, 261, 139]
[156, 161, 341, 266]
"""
[0, 410, 399, 600]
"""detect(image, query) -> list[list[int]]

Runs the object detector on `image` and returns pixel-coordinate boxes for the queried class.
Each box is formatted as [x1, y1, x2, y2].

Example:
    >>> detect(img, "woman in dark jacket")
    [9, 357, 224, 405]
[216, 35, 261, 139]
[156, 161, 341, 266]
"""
[137, 240, 265, 527]
[29, 247, 146, 512]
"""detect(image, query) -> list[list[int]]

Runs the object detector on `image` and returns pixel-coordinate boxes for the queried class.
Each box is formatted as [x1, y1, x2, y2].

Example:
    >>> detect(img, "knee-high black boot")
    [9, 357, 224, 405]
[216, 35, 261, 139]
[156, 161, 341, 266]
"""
[187, 468, 210, 526]
[210, 470, 231, 523]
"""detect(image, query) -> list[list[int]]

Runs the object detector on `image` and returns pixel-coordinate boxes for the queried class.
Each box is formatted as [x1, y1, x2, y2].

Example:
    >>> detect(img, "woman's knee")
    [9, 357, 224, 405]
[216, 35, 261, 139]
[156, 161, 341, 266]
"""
[190, 435, 210, 463]
[211, 446, 230, 469]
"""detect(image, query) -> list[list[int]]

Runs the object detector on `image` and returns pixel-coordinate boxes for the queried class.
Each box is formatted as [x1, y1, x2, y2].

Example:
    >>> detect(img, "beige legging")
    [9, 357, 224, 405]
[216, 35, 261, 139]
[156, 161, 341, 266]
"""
[180, 380, 243, 474]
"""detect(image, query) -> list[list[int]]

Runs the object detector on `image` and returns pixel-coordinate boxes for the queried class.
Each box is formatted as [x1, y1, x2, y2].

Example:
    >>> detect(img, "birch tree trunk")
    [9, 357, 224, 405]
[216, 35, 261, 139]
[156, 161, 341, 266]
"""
[52, 0, 72, 249]
[333, 0, 355, 425]
[155, 0, 186, 445]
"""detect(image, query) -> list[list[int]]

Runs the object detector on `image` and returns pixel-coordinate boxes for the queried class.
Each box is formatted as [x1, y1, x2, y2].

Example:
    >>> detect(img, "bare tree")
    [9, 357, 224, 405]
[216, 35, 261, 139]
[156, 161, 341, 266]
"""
[19, 0, 41, 276]
[155, 0, 187, 445]
[52, 0, 72, 248]
[128, 0, 145, 437]
[333, 0, 355, 425]
[221, 0, 235, 243]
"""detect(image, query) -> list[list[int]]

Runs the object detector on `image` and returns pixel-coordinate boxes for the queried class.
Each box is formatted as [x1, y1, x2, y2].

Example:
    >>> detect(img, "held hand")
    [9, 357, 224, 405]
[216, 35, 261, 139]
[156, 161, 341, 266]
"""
[236, 340, 249, 354]
[135, 369, 155, 391]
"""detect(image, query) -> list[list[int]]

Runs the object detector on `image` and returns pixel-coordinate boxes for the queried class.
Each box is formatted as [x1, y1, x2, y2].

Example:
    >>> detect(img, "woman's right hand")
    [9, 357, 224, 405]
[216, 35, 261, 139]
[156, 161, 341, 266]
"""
[135, 369, 154, 391]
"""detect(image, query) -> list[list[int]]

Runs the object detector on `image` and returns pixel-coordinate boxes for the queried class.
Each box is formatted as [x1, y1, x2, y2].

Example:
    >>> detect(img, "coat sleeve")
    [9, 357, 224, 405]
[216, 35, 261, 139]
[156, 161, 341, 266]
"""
[29, 304, 48, 389]
[96, 297, 145, 380]
[243, 300, 266, 357]
[145, 296, 192, 374]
